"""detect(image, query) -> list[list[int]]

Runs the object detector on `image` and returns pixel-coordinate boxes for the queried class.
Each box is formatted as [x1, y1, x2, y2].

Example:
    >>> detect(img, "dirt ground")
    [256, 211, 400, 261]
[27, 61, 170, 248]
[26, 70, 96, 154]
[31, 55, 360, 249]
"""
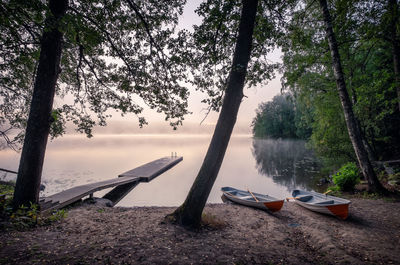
[0, 197, 399, 265]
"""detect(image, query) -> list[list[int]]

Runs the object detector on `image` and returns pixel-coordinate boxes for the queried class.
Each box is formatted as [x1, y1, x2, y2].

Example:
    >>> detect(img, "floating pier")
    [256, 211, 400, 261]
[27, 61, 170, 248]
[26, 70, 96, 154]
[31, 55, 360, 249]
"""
[39, 156, 183, 213]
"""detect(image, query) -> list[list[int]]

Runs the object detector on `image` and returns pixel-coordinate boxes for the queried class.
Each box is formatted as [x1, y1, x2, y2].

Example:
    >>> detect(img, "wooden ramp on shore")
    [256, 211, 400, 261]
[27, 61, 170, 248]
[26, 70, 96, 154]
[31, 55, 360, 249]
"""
[39, 156, 182, 213]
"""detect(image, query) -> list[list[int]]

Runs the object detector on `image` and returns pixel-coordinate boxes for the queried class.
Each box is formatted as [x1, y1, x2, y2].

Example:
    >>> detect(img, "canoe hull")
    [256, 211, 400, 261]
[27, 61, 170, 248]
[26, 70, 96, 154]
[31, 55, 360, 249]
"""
[263, 200, 285, 212]
[221, 187, 284, 212]
[294, 200, 349, 220]
[292, 189, 350, 220]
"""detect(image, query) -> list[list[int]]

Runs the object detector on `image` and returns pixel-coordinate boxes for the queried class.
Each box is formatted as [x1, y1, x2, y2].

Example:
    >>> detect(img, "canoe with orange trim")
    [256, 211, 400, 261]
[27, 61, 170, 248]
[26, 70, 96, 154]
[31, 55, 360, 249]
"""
[291, 189, 351, 220]
[221, 187, 284, 212]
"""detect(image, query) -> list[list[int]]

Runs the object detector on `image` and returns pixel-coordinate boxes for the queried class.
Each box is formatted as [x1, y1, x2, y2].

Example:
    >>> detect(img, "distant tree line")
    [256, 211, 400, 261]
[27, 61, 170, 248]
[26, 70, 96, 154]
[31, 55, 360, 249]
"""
[252, 94, 311, 139]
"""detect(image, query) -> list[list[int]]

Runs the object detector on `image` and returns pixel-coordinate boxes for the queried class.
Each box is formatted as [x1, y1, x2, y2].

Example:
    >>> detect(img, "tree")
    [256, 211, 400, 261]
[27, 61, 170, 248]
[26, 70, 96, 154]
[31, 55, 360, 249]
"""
[1, 0, 189, 146]
[169, 0, 258, 228]
[169, 0, 295, 228]
[281, 0, 400, 166]
[12, 0, 68, 207]
[318, 0, 385, 192]
[280, 0, 355, 165]
[252, 93, 310, 139]
[387, 0, 400, 112]
[2, 0, 189, 208]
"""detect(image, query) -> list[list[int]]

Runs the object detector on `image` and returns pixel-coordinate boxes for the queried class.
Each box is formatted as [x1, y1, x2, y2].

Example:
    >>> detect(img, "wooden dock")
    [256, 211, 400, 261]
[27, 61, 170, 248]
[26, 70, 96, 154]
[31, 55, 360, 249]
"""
[39, 156, 182, 213]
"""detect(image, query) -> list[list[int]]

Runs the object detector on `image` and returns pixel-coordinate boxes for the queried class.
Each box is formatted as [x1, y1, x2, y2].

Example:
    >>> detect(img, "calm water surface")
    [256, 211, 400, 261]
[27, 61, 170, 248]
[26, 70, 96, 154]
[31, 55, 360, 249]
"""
[0, 135, 323, 206]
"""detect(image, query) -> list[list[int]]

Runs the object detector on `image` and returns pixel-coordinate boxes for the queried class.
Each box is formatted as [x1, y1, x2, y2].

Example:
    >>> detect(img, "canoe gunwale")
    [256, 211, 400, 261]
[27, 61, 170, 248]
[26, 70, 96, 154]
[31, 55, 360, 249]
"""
[291, 189, 350, 219]
[292, 189, 350, 205]
[221, 186, 284, 212]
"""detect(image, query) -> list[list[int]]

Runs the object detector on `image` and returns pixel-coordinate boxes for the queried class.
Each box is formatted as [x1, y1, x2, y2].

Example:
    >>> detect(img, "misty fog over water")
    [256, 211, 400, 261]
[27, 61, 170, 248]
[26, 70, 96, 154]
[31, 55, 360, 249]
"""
[0, 135, 322, 206]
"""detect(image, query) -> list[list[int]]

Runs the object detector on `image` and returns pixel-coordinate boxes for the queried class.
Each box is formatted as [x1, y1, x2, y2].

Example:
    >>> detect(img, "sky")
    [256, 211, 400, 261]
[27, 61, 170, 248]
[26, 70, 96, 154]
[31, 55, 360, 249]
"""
[88, 0, 283, 135]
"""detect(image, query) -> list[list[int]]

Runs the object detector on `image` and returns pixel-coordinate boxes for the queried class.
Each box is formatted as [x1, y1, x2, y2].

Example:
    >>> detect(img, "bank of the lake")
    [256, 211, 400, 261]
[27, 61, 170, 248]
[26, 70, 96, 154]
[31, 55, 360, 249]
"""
[1, 197, 399, 265]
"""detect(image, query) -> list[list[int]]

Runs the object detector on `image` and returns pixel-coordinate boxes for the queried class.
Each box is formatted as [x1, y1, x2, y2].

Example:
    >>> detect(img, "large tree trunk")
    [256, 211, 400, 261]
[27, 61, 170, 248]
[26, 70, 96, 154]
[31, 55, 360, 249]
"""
[170, 0, 258, 228]
[318, 0, 385, 193]
[13, 0, 68, 208]
[388, 0, 400, 112]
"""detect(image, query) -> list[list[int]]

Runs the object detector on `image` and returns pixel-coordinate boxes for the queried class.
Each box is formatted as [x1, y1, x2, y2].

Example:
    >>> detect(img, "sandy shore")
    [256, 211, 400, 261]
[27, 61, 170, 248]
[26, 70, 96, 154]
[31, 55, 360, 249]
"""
[0, 197, 399, 265]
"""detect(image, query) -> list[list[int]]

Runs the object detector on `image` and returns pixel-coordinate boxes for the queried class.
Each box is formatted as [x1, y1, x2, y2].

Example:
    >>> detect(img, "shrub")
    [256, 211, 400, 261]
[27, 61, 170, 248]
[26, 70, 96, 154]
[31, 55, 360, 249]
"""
[332, 162, 360, 191]
[388, 172, 400, 185]
[10, 203, 40, 229]
[1, 184, 67, 229]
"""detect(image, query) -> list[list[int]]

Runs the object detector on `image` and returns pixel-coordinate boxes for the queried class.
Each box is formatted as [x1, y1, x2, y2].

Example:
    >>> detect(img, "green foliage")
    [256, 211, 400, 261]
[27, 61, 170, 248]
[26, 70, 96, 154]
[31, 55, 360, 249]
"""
[308, 90, 355, 163]
[44, 209, 67, 224]
[388, 172, 400, 185]
[293, 98, 313, 139]
[281, 0, 400, 164]
[332, 162, 361, 191]
[0, 184, 67, 229]
[189, 0, 296, 112]
[9, 202, 40, 229]
[0, 182, 14, 215]
[0, 182, 14, 196]
[6, 204, 67, 229]
[0, 0, 190, 149]
[49, 109, 66, 139]
[252, 94, 309, 139]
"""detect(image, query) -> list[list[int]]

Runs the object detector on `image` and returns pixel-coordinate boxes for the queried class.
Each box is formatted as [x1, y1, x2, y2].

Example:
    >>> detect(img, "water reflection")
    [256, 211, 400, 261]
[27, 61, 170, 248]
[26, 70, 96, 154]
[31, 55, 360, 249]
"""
[251, 138, 322, 192]
[0, 135, 324, 206]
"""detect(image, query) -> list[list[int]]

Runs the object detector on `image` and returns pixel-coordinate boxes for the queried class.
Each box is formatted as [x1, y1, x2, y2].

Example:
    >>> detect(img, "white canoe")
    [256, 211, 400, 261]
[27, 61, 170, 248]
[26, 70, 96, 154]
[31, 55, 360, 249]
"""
[290, 189, 351, 220]
[221, 186, 284, 212]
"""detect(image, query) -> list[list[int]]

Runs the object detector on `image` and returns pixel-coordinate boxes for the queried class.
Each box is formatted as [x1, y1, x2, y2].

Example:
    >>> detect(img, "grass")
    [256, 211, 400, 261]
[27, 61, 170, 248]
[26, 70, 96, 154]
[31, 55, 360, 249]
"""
[0, 182, 14, 197]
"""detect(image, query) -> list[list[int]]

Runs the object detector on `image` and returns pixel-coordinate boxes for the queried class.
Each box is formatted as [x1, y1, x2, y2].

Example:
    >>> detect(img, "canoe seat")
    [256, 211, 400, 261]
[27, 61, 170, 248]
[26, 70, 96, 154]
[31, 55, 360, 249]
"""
[241, 196, 255, 200]
[297, 195, 313, 202]
[314, 200, 334, 205]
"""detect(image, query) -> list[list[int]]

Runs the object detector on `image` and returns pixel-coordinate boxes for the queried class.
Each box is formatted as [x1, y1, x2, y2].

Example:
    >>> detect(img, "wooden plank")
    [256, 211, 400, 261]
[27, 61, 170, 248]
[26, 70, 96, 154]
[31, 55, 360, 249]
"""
[119, 156, 183, 181]
[40, 176, 141, 213]
[103, 156, 183, 204]
[39, 156, 183, 213]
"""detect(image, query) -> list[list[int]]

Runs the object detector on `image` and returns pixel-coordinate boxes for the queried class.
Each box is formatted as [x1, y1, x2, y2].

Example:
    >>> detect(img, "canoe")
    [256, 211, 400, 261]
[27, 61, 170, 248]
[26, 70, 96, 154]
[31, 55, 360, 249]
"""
[221, 186, 284, 212]
[290, 189, 351, 220]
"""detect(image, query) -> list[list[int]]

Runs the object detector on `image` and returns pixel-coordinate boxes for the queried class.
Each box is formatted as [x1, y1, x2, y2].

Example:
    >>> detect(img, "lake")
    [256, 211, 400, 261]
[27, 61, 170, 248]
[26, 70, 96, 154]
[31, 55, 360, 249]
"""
[0, 135, 323, 207]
